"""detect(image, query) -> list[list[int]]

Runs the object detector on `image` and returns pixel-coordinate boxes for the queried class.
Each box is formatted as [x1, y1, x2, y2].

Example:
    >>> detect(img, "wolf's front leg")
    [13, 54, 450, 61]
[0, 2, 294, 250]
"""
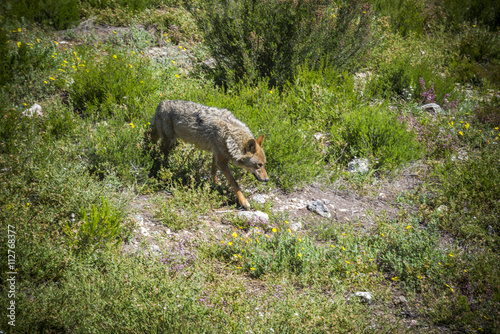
[217, 158, 250, 210]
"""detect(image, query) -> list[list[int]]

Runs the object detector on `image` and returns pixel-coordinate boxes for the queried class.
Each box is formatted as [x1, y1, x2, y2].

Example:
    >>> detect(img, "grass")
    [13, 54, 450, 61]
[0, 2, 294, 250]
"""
[1, 2, 499, 333]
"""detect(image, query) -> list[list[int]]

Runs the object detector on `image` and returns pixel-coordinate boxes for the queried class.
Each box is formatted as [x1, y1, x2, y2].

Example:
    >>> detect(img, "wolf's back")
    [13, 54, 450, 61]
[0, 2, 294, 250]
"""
[152, 100, 254, 158]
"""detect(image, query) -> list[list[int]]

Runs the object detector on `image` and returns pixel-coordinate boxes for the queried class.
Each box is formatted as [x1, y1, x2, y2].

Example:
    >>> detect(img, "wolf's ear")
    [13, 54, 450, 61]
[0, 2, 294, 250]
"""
[245, 138, 257, 154]
[256, 134, 265, 147]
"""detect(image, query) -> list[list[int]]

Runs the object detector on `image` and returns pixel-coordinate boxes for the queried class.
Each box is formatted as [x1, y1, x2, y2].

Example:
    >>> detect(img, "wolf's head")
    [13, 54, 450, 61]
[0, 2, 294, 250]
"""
[237, 134, 269, 182]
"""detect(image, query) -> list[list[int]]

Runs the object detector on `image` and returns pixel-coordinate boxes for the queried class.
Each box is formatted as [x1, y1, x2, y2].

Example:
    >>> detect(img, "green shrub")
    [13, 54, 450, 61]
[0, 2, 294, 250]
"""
[1, 0, 80, 30]
[367, 54, 459, 103]
[0, 35, 62, 103]
[69, 49, 161, 120]
[0, 28, 10, 85]
[372, 0, 430, 37]
[81, 0, 165, 12]
[432, 146, 500, 247]
[329, 105, 422, 170]
[376, 219, 452, 288]
[64, 197, 124, 255]
[451, 24, 500, 86]
[440, 0, 500, 31]
[215, 222, 378, 282]
[84, 119, 154, 183]
[191, 0, 373, 88]
[153, 182, 225, 231]
[283, 65, 361, 126]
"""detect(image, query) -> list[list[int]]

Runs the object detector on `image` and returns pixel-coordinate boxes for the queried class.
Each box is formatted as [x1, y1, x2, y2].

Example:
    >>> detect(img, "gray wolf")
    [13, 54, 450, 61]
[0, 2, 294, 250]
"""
[148, 100, 269, 210]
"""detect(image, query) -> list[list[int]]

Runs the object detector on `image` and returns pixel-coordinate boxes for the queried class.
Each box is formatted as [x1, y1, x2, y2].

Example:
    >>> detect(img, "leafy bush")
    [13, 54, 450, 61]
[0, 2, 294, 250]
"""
[432, 146, 500, 247]
[440, 0, 500, 31]
[69, 49, 161, 119]
[1, 0, 80, 30]
[84, 119, 154, 183]
[377, 219, 452, 288]
[330, 105, 422, 170]
[0, 35, 62, 103]
[215, 222, 378, 282]
[191, 0, 373, 88]
[64, 197, 124, 255]
[153, 182, 225, 231]
[472, 98, 500, 128]
[367, 54, 459, 103]
[372, 0, 432, 37]
[451, 24, 500, 86]
[283, 65, 361, 126]
[81, 0, 165, 12]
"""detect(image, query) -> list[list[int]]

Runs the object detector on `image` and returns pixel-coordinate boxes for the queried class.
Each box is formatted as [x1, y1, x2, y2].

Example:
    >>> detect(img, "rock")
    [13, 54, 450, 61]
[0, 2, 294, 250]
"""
[134, 215, 145, 226]
[139, 226, 150, 237]
[307, 200, 331, 218]
[314, 133, 325, 141]
[488, 225, 495, 235]
[251, 194, 266, 204]
[22, 103, 43, 117]
[378, 193, 386, 199]
[354, 291, 373, 303]
[436, 205, 448, 213]
[451, 148, 468, 162]
[150, 245, 161, 254]
[347, 158, 369, 174]
[290, 221, 303, 232]
[237, 210, 269, 223]
[77, 16, 95, 30]
[420, 103, 443, 114]
[395, 295, 408, 305]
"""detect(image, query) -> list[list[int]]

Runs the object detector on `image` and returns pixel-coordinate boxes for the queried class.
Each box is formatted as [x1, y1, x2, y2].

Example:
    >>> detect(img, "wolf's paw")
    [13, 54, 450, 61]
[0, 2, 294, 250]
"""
[240, 199, 251, 211]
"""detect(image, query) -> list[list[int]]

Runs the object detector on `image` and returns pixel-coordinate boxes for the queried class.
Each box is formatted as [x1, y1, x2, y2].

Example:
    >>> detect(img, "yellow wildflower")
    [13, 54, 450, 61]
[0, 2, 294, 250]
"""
[232, 232, 237, 238]
[272, 228, 277, 233]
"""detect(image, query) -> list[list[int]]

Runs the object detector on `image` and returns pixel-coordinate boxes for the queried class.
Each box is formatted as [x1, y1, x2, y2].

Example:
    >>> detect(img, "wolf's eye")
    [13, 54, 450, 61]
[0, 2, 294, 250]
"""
[257, 163, 263, 168]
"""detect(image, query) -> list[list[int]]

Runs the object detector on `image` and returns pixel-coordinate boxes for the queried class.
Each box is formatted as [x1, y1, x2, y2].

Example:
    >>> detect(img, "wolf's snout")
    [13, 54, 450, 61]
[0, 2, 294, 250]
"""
[253, 171, 269, 182]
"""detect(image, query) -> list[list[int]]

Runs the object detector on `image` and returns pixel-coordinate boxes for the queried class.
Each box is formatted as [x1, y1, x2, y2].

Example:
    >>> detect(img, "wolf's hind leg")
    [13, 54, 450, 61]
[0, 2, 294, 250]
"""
[211, 154, 219, 184]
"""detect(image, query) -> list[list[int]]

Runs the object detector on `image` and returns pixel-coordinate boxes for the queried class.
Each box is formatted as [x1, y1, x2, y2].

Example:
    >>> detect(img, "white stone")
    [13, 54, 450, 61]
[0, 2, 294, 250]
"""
[290, 221, 303, 232]
[237, 210, 269, 223]
[420, 103, 443, 114]
[251, 194, 266, 204]
[347, 158, 369, 174]
[22, 103, 43, 117]
[307, 200, 331, 218]
[355, 291, 373, 303]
